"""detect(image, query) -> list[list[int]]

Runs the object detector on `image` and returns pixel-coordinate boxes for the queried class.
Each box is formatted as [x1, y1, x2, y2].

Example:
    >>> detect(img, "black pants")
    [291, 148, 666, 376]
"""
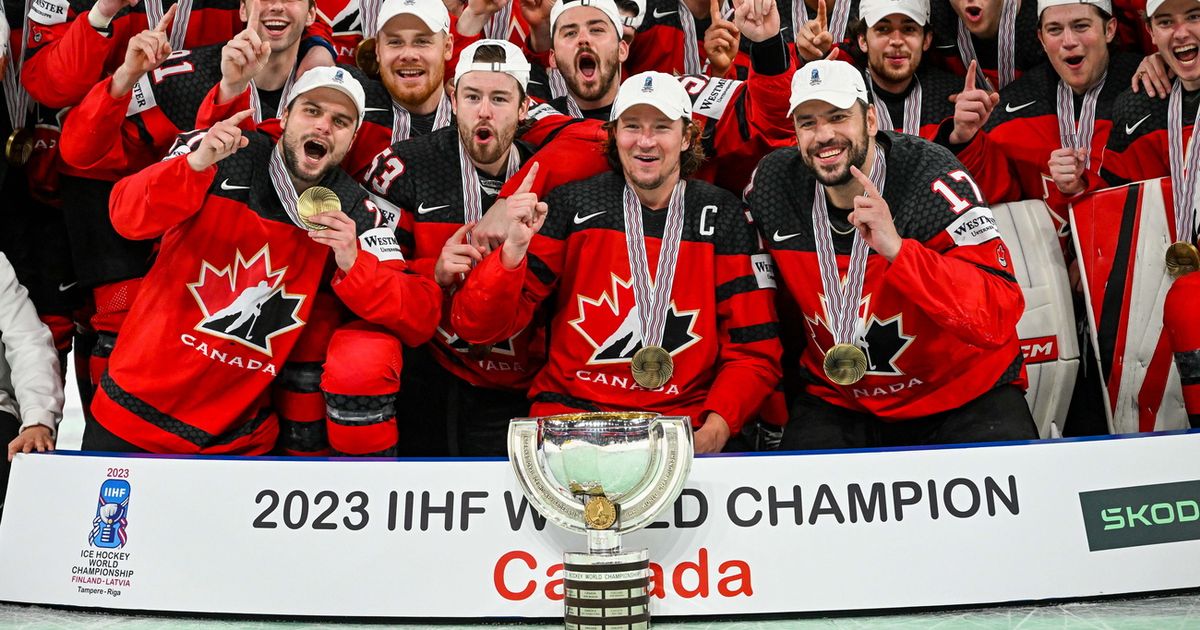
[0, 410, 19, 512]
[81, 417, 148, 453]
[395, 346, 531, 458]
[780, 385, 1038, 451]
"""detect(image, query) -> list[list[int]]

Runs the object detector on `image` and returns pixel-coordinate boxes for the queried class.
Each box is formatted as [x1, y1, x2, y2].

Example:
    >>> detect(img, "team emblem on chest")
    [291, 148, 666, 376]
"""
[187, 246, 306, 356]
[569, 274, 702, 365]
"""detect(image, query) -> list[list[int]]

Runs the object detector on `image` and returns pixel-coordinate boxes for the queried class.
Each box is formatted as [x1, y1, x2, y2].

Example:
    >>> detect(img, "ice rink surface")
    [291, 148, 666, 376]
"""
[2, 594, 1200, 629]
[19, 360, 1197, 629]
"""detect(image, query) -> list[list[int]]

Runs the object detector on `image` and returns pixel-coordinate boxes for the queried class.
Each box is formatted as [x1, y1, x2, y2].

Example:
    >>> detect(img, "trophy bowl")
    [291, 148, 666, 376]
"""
[540, 411, 659, 501]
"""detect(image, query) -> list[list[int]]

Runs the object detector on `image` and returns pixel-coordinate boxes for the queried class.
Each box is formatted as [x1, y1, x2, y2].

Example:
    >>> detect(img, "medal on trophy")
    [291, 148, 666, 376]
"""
[1166, 81, 1200, 280]
[622, 182, 687, 390]
[812, 145, 887, 387]
[509, 411, 693, 630]
[296, 186, 340, 231]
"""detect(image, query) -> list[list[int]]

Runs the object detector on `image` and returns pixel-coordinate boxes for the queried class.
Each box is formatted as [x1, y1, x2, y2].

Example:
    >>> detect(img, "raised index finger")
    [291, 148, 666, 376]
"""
[156, 3, 177, 33]
[710, 0, 721, 20]
[247, 0, 261, 33]
[448, 222, 474, 245]
[964, 59, 977, 92]
[816, 0, 826, 30]
[515, 162, 540, 194]
[849, 165, 880, 198]
[226, 108, 256, 126]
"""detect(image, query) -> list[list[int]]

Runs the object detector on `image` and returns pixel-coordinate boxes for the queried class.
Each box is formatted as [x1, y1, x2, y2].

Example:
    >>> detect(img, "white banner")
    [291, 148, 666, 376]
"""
[2, 433, 1199, 618]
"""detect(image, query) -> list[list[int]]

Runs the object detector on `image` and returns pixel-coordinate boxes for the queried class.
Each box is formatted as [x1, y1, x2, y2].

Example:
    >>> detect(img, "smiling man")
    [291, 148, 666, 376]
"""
[745, 59, 1034, 450]
[89, 67, 441, 455]
[451, 71, 782, 454]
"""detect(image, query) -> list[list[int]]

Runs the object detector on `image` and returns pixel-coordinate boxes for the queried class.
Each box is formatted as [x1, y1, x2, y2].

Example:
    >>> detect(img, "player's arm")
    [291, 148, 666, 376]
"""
[109, 110, 254, 239]
[451, 170, 560, 345]
[944, 128, 1021, 204]
[879, 166, 1024, 349]
[700, 203, 783, 442]
[361, 143, 439, 278]
[21, 4, 123, 107]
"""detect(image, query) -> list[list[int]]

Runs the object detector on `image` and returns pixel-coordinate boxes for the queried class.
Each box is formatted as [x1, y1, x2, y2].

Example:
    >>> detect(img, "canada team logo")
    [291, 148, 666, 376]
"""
[569, 274, 701, 364]
[90, 480, 130, 549]
[805, 294, 915, 376]
[187, 246, 306, 356]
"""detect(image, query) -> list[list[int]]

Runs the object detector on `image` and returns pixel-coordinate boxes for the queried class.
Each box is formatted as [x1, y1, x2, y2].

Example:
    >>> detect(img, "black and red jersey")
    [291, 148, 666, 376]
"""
[1100, 83, 1200, 187]
[746, 132, 1027, 419]
[95, 131, 440, 453]
[927, 0, 1043, 89]
[945, 54, 1140, 241]
[360, 126, 544, 391]
[868, 65, 962, 140]
[1165, 272, 1200, 426]
[451, 171, 782, 434]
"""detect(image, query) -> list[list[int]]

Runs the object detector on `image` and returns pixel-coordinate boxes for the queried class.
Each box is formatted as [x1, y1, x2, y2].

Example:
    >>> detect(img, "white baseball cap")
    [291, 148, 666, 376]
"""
[288, 66, 368, 129]
[859, 0, 930, 26]
[620, 0, 647, 29]
[611, 71, 692, 120]
[376, 0, 451, 35]
[788, 60, 869, 115]
[550, 0, 624, 38]
[1037, 0, 1112, 16]
[453, 39, 533, 92]
[1146, 0, 1195, 18]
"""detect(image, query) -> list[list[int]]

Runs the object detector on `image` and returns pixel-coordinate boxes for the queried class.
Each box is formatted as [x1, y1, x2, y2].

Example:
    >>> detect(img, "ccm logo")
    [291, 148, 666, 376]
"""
[1020, 336, 1058, 364]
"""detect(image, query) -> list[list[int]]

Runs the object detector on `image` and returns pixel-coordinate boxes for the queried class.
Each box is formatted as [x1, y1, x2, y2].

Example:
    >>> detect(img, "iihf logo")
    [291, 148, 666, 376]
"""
[89, 479, 130, 549]
[333, 69, 344, 83]
[809, 68, 821, 86]
[641, 76, 654, 92]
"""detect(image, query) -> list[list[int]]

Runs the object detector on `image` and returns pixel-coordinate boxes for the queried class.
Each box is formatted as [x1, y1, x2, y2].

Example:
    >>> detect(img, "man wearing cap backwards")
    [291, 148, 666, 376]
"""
[88, 67, 441, 455]
[1098, 0, 1200, 429]
[851, 0, 963, 140]
[746, 59, 1035, 450]
[321, 40, 541, 457]
[450, 71, 782, 454]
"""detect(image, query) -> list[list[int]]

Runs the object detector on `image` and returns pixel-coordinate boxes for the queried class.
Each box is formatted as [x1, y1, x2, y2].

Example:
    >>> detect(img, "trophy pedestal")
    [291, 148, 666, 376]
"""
[562, 549, 650, 630]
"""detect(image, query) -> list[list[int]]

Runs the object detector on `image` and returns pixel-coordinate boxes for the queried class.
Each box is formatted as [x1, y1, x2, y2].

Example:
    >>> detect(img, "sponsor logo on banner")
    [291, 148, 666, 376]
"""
[1079, 480, 1200, 552]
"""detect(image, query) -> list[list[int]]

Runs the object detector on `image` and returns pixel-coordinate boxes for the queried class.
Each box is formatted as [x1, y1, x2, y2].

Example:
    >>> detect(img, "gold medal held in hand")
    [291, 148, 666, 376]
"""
[631, 345, 673, 389]
[1165, 241, 1200, 278]
[823, 343, 868, 385]
[5, 128, 34, 167]
[583, 495, 617, 530]
[296, 186, 340, 231]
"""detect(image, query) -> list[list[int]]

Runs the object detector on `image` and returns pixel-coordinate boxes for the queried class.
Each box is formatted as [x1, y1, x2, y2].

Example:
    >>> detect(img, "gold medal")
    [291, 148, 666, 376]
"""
[5, 128, 34, 167]
[1165, 241, 1200, 278]
[631, 345, 673, 389]
[355, 38, 379, 78]
[583, 495, 617, 530]
[823, 343, 868, 385]
[296, 186, 340, 231]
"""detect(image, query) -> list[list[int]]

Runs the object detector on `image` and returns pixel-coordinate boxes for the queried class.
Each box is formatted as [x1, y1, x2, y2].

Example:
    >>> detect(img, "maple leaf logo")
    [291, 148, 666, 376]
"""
[569, 273, 701, 365]
[187, 246, 306, 356]
[436, 326, 516, 356]
[804, 293, 915, 376]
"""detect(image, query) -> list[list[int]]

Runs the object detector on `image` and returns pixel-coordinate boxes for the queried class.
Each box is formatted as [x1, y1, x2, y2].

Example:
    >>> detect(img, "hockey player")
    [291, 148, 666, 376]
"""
[90, 68, 441, 454]
[451, 71, 783, 454]
[325, 40, 538, 457]
[929, 0, 1045, 90]
[745, 59, 1035, 449]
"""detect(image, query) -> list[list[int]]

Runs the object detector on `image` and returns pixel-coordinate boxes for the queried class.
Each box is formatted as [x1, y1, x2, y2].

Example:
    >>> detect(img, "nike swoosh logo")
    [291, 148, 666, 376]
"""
[1125, 113, 1152, 136]
[220, 179, 250, 191]
[1004, 101, 1037, 113]
[417, 203, 449, 214]
[653, 8, 676, 18]
[363, 107, 389, 113]
[58, 282, 77, 292]
[574, 211, 605, 224]
[935, 43, 957, 49]
[772, 230, 801, 242]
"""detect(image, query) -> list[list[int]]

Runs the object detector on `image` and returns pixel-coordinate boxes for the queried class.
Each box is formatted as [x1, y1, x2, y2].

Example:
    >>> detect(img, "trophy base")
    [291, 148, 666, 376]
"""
[562, 549, 651, 630]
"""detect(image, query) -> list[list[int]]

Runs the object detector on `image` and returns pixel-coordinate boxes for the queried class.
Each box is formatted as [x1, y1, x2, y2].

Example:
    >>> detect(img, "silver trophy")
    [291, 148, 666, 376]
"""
[508, 412, 693, 629]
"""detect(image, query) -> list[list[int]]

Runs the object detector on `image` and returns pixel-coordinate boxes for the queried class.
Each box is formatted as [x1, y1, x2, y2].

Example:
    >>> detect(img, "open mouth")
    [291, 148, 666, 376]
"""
[576, 52, 598, 80]
[474, 127, 494, 143]
[964, 6, 983, 21]
[813, 144, 846, 165]
[303, 140, 328, 163]
[1063, 55, 1085, 69]
[262, 18, 289, 35]
[1175, 44, 1199, 63]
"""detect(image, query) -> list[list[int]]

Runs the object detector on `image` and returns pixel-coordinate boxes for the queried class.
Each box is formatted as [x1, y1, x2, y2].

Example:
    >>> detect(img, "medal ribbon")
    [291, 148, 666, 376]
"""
[484, 0, 514, 40]
[360, 0, 383, 37]
[811, 144, 887, 347]
[548, 68, 570, 101]
[955, 0, 1017, 91]
[791, 0, 850, 51]
[249, 66, 299, 123]
[458, 136, 522, 240]
[622, 180, 687, 351]
[866, 74, 921, 136]
[268, 144, 309, 229]
[1, 0, 34, 134]
[1055, 72, 1105, 169]
[679, 0, 736, 75]
[1168, 80, 1200, 244]
[144, 0, 192, 51]
[391, 90, 452, 143]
